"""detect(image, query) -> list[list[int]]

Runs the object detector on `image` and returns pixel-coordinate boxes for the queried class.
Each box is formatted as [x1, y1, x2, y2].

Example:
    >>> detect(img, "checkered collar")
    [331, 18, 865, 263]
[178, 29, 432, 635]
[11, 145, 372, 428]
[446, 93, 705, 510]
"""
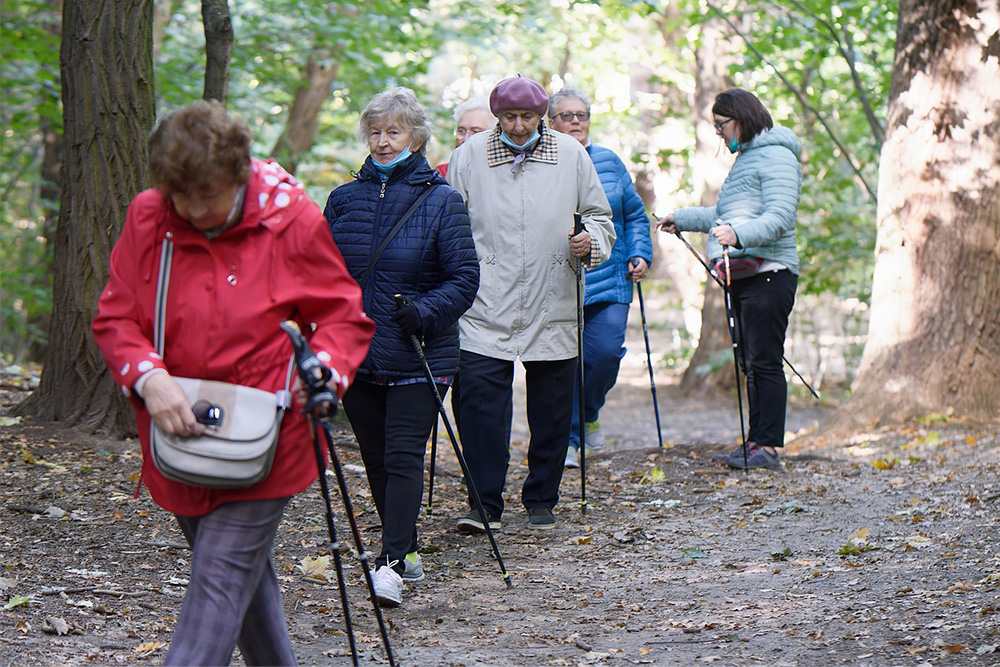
[486, 124, 559, 169]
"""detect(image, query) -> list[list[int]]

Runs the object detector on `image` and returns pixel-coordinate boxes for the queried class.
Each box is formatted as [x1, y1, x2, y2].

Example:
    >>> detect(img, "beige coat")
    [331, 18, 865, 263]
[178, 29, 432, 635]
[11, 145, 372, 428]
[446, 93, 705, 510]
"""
[448, 127, 615, 361]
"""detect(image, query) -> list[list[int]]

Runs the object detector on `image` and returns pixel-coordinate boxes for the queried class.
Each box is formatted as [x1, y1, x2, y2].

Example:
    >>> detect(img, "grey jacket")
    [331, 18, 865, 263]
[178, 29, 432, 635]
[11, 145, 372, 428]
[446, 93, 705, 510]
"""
[448, 127, 615, 361]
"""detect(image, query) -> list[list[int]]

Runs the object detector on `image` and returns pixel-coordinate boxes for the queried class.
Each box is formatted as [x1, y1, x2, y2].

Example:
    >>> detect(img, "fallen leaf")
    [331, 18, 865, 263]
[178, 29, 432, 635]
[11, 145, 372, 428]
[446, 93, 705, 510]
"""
[4, 595, 33, 610]
[42, 617, 70, 635]
[134, 641, 167, 656]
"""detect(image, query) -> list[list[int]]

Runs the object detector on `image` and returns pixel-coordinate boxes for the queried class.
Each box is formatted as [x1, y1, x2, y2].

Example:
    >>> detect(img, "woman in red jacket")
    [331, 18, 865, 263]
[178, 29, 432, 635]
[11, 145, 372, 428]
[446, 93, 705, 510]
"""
[92, 100, 374, 666]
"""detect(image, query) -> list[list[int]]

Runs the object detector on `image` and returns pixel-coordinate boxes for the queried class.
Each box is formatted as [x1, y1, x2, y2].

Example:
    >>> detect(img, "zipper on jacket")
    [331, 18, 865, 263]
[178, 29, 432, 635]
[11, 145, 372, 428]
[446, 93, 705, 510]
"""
[379, 182, 386, 199]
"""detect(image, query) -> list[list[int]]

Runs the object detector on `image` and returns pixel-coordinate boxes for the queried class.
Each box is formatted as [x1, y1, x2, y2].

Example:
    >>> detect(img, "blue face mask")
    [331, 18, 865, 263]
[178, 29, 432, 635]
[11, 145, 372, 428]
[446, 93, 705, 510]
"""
[499, 129, 540, 152]
[372, 147, 412, 174]
[727, 137, 740, 154]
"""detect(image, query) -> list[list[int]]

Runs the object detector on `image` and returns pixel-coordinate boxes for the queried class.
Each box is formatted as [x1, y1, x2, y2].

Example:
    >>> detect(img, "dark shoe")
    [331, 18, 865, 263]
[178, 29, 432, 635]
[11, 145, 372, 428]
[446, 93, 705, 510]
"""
[725, 446, 781, 470]
[712, 443, 751, 462]
[456, 510, 501, 534]
[526, 507, 556, 530]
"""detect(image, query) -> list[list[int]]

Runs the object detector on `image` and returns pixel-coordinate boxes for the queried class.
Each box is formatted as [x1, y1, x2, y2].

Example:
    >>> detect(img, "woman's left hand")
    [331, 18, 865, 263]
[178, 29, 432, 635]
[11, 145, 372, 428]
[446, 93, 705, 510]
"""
[711, 224, 738, 247]
[569, 229, 591, 258]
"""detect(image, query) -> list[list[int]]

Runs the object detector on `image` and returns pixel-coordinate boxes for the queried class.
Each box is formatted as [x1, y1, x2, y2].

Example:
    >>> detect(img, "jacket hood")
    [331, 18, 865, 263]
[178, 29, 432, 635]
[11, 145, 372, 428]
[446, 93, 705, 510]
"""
[357, 152, 446, 187]
[243, 158, 313, 235]
[746, 126, 801, 159]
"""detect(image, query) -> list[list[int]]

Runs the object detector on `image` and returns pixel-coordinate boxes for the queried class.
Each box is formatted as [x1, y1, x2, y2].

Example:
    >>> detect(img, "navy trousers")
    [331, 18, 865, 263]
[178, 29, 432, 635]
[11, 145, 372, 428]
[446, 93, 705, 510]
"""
[342, 380, 440, 568]
[456, 350, 576, 518]
[570, 301, 630, 448]
[166, 497, 296, 666]
[730, 269, 797, 448]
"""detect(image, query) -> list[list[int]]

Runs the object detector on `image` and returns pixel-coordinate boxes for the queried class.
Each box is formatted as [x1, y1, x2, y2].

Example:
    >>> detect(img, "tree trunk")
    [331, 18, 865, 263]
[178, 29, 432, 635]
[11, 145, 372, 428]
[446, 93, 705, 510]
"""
[836, 0, 1000, 426]
[19, 0, 156, 435]
[269, 57, 339, 175]
[201, 0, 232, 103]
[679, 17, 735, 395]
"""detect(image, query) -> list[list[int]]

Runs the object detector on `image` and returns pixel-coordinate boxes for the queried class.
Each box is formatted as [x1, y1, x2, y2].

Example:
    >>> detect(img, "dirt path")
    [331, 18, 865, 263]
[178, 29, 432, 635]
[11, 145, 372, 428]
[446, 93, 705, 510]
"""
[2, 320, 999, 664]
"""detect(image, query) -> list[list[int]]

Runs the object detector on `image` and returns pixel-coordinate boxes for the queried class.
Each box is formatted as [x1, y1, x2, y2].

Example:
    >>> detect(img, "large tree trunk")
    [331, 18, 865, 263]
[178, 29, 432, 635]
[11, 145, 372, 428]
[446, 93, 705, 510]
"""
[19, 0, 156, 435]
[269, 56, 339, 175]
[679, 17, 735, 395]
[201, 0, 232, 103]
[837, 0, 1000, 426]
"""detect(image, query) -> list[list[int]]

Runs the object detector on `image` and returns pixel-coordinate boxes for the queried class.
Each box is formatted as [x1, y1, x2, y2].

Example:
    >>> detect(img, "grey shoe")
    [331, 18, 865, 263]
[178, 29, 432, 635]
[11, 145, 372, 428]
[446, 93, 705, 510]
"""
[584, 421, 605, 450]
[401, 552, 424, 582]
[527, 507, 556, 530]
[725, 446, 781, 470]
[564, 446, 580, 469]
[456, 510, 502, 534]
[712, 443, 748, 462]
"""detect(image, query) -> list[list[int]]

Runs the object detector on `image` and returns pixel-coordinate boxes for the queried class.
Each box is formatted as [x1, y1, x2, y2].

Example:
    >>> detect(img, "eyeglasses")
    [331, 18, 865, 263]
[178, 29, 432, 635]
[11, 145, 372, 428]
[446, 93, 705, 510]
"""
[192, 400, 224, 428]
[714, 118, 735, 133]
[554, 111, 590, 122]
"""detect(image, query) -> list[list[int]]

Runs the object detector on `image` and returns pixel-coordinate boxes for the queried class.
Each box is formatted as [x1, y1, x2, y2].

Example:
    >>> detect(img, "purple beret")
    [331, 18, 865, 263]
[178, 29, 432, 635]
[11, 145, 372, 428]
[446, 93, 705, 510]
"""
[489, 76, 549, 117]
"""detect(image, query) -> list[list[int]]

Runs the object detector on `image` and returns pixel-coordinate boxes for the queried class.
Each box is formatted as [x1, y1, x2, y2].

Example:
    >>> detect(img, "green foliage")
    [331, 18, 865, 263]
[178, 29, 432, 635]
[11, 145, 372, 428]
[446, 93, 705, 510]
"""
[1, 0, 61, 360]
[1, 0, 897, 363]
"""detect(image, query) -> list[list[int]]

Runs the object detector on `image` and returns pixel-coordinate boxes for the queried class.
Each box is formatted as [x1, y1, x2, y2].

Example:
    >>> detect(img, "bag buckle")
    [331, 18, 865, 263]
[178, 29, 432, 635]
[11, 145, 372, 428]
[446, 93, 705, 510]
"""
[192, 400, 224, 428]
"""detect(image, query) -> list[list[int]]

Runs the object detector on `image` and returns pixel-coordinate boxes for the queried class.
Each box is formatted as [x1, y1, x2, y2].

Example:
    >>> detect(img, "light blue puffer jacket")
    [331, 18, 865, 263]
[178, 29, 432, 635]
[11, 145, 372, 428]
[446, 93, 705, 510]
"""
[584, 144, 653, 305]
[673, 126, 801, 275]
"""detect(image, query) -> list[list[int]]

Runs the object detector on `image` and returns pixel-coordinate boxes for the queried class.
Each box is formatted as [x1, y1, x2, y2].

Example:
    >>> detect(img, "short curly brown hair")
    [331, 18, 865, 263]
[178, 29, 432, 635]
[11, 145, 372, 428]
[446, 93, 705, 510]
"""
[148, 100, 251, 195]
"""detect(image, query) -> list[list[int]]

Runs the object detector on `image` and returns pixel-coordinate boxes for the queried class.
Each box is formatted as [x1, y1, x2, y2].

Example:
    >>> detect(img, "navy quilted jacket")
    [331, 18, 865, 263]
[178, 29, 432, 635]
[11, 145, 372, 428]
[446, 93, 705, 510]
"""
[324, 153, 479, 382]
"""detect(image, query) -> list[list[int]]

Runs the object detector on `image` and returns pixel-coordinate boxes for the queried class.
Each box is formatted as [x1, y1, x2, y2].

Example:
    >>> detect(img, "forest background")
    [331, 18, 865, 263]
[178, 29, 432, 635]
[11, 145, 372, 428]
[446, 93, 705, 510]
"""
[0, 0, 997, 432]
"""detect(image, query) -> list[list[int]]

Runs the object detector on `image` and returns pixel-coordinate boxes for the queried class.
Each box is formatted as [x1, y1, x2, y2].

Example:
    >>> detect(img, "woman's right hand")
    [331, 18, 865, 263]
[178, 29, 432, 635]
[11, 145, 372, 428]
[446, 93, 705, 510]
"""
[143, 373, 203, 436]
[657, 213, 676, 234]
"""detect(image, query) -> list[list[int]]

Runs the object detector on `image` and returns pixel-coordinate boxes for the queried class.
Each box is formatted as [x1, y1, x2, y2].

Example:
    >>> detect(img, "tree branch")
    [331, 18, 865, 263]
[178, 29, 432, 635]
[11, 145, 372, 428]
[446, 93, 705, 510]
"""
[706, 1, 878, 202]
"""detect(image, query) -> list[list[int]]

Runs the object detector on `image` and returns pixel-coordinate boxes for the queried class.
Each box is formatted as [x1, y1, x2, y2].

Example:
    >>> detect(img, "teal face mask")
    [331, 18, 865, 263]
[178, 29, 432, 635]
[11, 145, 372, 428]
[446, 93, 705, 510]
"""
[727, 137, 740, 154]
[372, 147, 412, 174]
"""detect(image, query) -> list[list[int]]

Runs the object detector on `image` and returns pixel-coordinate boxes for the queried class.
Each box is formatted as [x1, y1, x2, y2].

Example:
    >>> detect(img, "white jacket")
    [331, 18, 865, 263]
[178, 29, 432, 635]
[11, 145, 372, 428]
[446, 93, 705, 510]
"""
[448, 127, 615, 361]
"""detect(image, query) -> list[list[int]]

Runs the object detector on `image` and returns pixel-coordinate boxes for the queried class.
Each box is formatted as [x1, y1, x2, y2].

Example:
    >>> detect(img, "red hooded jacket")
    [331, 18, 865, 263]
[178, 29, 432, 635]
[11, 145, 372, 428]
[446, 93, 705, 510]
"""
[93, 159, 374, 516]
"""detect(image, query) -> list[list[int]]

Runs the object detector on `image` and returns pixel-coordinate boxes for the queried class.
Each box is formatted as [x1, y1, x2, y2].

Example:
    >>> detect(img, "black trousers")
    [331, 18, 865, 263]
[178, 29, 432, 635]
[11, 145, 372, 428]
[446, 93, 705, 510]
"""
[730, 269, 797, 448]
[342, 380, 442, 565]
[456, 350, 576, 518]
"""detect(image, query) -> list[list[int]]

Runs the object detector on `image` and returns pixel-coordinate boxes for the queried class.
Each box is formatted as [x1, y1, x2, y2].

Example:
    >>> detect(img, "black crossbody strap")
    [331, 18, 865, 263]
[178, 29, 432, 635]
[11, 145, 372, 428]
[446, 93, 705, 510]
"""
[358, 185, 439, 290]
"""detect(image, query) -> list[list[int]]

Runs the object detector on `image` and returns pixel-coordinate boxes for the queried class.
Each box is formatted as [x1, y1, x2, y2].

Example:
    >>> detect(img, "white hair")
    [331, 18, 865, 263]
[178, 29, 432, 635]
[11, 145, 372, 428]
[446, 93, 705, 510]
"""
[452, 97, 491, 124]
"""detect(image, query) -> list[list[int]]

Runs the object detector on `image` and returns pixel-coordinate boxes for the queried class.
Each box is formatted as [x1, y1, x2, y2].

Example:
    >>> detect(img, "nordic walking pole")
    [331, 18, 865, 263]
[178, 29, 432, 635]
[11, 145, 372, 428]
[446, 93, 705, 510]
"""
[720, 247, 750, 471]
[425, 417, 438, 514]
[305, 421, 359, 665]
[672, 230, 820, 400]
[573, 214, 587, 513]
[393, 295, 513, 589]
[279, 321, 396, 666]
[631, 258, 663, 448]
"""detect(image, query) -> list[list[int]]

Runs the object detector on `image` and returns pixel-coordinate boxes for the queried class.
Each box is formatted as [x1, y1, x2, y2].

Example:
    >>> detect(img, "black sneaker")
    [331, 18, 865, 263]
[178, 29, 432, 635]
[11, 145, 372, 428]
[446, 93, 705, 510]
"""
[456, 510, 501, 534]
[725, 446, 781, 470]
[526, 507, 556, 530]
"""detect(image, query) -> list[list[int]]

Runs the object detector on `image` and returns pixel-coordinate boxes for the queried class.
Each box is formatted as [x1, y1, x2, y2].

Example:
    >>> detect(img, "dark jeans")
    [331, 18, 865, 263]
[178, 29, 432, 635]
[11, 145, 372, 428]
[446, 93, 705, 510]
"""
[342, 380, 441, 566]
[167, 498, 295, 666]
[456, 350, 576, 518]
[570, 302, 630, 448]
[730, 269, 797, 448]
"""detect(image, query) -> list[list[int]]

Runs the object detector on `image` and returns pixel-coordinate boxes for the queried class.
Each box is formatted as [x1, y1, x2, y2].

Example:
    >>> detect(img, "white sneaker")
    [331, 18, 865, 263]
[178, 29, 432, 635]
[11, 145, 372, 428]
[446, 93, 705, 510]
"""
[564, 446, 580, 469]
[371, 563, 403, 607]
[401, 552, 424, 582]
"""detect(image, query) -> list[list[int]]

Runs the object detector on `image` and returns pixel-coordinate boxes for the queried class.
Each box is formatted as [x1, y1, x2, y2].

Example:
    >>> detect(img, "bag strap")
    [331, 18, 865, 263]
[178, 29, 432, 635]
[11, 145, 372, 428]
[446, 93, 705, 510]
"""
[153, 238, 294, 399]
[358, 184, 440, 291]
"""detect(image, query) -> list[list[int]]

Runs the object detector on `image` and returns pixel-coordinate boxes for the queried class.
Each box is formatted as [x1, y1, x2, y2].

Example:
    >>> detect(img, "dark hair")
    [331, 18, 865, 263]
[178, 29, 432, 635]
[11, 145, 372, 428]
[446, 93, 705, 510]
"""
[148, 100, 252, 195]
[712, 88, 773, 143]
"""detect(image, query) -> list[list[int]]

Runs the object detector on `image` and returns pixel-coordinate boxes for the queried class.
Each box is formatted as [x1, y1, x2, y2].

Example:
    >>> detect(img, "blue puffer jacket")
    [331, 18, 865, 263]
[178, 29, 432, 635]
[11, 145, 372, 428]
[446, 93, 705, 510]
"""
[673, 126, 801, 274]
[324, 153, 479, 382]
[584, 144, 653, 306]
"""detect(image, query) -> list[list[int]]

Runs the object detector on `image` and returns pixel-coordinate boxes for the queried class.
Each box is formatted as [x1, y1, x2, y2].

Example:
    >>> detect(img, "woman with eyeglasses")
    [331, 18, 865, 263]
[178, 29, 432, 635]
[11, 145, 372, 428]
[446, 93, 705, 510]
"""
[658, 87, 802, 471]
[93, 100, 374, 665]
[547, 88, 653, 468]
